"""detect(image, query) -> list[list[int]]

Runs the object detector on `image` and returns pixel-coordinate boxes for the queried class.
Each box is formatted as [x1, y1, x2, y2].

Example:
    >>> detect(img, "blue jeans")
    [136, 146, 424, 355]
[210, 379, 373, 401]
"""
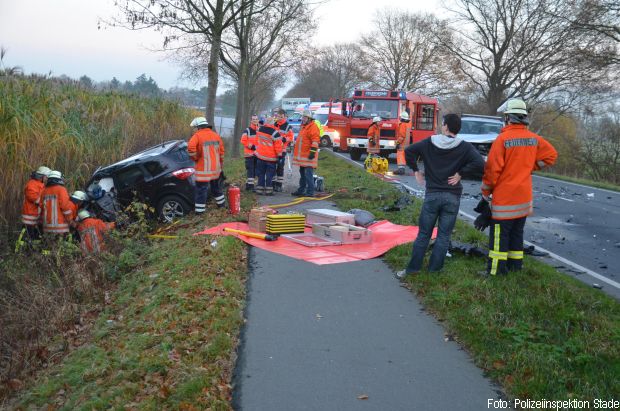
[406, 191, 460, 273]
[256, 159, 276, 188]
[297, 166, 315, 196]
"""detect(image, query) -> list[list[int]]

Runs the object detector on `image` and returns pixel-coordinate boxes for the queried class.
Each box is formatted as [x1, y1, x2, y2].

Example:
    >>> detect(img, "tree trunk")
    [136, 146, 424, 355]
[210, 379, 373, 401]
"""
[232, 60, 249, 158]
[205, 0, 225, 126]
[486, 87, 505, 116]
[205, 34, 221, 126]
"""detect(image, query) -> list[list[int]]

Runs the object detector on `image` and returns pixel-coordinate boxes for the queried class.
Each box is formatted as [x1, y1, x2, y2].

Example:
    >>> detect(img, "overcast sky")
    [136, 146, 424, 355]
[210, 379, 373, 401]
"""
[0, 0, 443, 91]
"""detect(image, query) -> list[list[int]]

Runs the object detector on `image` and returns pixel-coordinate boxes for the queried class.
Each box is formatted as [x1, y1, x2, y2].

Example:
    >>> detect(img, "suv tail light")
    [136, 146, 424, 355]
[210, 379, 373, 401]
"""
[172, 168, 195, 180]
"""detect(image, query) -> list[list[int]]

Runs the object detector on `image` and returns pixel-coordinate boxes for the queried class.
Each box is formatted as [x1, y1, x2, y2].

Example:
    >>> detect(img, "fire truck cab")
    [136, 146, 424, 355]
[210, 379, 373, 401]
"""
[327, 90, 439, 161]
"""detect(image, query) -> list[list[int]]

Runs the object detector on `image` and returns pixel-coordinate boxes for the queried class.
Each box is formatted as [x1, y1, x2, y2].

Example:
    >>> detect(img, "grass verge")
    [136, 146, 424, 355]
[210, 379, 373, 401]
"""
[319, 150, 620, 401]
[535, 171, 620, 192]
[10, 158, 253, 410]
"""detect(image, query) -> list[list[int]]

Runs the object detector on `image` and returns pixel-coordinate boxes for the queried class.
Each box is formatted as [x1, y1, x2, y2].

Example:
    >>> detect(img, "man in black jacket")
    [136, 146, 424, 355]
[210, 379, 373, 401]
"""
[396, 114, 484, 279]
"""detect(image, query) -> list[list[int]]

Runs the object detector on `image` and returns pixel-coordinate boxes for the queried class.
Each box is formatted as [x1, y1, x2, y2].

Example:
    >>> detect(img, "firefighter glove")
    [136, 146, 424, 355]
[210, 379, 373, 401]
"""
[473, 198, 492, 231]
[395, 144, 401, 150]
[308, 150, 316, 160]
[249, 145, 256, 151]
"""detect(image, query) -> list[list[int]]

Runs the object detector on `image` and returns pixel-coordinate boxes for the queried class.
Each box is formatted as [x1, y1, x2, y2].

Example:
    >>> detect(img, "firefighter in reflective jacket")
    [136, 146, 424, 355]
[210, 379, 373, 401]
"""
[240, 115, 260, 191]
[480, 99, 557, 276]
[188, 117, 226, 212]
[395, 112, 411, 175]
[367, 116, 381, 154]
[291, 110, 320, 197]
[69, 190, 89, 221]
[255, 117, 283, 196]
[76, 209, 115, 254]
[274, 108, 294, 192]
[21, 166, 51, 239]
[39, 170, 74, 235]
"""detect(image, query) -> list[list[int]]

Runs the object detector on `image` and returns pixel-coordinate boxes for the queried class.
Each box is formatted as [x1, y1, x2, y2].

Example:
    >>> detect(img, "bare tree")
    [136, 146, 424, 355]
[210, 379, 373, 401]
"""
[579, 104, 620, 183]
[219, 0, 313, 156]
[439, 0, 617, 115]
[112, 0, 268, 125]
[360, 10, 458, 96]
[284, 43, 372, 100]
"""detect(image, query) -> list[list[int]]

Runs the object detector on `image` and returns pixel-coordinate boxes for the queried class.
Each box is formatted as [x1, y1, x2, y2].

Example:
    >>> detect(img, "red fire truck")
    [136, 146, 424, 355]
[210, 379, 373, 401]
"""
[327, 90, 439, 161]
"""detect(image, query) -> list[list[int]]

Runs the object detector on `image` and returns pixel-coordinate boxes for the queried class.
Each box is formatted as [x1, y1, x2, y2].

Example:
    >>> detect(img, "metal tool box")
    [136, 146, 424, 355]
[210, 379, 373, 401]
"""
[282, 233, 342, 247]
[305, 209, 356, 226]
[311, 223, 372, 244]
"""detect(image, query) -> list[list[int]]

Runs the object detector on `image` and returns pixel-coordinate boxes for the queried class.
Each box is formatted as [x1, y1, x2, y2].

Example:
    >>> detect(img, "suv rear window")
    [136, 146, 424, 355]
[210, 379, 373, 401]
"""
[144, 161, 167, 177]
[115, 166, 145, 189]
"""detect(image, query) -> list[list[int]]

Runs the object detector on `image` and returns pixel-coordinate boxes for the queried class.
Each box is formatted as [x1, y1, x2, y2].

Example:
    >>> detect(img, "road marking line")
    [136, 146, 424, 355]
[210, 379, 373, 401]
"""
[534, 174, 620, 196]
[536, 192, 575, 202]
[458, 210, 620, 291]
[330, 150, 620, 291]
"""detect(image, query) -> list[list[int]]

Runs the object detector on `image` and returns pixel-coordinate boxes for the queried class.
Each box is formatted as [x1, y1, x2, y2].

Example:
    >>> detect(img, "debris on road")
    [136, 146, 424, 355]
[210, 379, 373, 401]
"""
[593, 284, 603, 289]
[357, 394, 369, 400]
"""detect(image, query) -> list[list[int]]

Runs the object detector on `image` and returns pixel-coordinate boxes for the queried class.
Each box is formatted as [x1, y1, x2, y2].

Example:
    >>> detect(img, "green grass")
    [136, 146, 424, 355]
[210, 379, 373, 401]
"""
[319, 150, 620, 401]
[535, 171, 620, 192]
[12, 158, 252, 410]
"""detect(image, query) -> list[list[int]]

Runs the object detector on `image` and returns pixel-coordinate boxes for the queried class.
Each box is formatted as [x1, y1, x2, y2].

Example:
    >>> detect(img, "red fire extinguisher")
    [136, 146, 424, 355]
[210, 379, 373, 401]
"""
[228, 185, 241, 215]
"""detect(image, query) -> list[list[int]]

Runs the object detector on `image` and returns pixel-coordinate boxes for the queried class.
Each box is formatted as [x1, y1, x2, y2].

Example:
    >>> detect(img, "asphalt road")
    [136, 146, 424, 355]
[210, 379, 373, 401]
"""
[233, 193, 505, 410]
[332, 150, 620, 300]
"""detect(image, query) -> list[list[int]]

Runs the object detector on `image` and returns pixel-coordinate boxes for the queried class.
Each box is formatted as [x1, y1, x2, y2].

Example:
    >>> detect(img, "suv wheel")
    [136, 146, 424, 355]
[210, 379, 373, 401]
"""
[157, 195, 191, 223]
[320, 136, 331, 147]
[350, 148, 362, 161]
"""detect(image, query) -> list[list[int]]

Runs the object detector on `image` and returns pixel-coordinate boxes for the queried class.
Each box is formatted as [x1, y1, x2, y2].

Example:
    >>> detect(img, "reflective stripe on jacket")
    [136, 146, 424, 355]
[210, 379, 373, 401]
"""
[367, 123, 380, 153]
[241, 125, 258, 158]
[40, 184, 73, 233]
[188, 128, 225, 182]
[77, 218, 114, 254]
[482, 124, 558, 220]
[21, 178, 45, 225]
[255, 125, 283, 162]
[293, 121, 320, 168]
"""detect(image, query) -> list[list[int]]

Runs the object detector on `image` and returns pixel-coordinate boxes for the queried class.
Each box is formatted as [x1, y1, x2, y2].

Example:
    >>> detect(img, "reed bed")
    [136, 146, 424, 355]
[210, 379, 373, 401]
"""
[0, 75, 192, 245]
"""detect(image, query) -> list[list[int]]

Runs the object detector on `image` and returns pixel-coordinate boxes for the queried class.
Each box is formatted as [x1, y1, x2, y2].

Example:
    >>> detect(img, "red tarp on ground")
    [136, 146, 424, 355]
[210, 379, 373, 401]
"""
[195, 221, 436, 265]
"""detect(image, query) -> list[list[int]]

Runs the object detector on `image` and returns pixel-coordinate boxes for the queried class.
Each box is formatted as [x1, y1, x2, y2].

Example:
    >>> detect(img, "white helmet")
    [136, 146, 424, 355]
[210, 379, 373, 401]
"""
[503, 99, 527, 115]
[372, 116, 382, 123]
[302, 110, 314, 119]
[71, 190, 89, 202]
[190, 117, 208, 127]
[77, 209, 91, 221]
[36, 166, 52, 177]
[400, 112, 410, 121]
[48, 170, 63, 180]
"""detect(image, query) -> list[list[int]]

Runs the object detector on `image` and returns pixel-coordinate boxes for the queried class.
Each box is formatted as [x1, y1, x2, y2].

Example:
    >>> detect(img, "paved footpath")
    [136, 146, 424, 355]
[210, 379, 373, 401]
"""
[233, 165, 505, 411]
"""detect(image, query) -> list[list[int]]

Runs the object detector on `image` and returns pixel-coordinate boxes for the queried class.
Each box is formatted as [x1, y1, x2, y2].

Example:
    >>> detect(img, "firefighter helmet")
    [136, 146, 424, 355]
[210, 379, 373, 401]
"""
[71, 190, 89, 202]
[48, 170, 62, 180]
[302, 110, 314, 119]
[400, 112, 410, 121]
[503, 99, 527, 115]
[372, 116, 381, 123]
[36, 166, 52, 177]
[77, 209, 91, 221]
[190, 117, 208, 127]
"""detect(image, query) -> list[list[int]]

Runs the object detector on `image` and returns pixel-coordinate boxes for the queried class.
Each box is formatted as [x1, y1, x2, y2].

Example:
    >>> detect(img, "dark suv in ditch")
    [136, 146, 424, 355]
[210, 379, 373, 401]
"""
[88, 140, 195, 223]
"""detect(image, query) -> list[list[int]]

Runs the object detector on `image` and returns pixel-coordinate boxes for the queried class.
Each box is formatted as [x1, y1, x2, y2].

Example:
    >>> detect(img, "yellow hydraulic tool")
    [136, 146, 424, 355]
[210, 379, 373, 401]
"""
[223, 227, 279, 241]
[365, 154, 389, 174]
